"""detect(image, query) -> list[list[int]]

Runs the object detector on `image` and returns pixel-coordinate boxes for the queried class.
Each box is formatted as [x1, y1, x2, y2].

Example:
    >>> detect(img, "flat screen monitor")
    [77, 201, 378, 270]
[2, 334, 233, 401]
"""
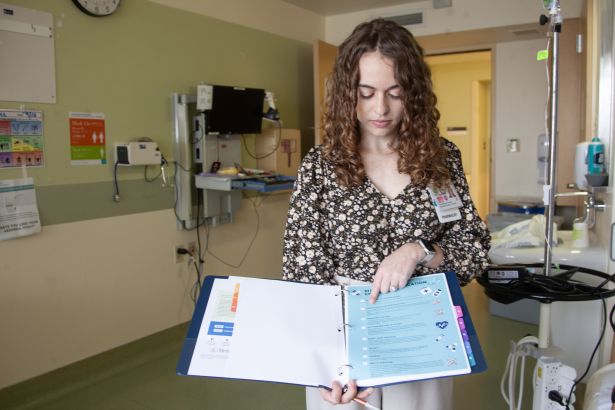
[205, 85, 265, 135]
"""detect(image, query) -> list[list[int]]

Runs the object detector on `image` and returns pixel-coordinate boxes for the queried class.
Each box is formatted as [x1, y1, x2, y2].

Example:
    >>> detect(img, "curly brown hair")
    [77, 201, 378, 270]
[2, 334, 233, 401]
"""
[322, 19, 450, 188]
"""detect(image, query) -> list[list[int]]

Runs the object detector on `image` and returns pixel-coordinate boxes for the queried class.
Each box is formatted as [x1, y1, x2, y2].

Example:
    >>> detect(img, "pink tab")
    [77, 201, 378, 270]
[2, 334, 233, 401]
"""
[454, 305, 463, 318]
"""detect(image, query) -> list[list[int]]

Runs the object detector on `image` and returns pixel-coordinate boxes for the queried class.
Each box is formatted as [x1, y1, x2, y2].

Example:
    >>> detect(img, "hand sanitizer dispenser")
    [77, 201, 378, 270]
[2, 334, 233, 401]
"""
[587, 137, 605, 175]
[574, 142, 590, 190]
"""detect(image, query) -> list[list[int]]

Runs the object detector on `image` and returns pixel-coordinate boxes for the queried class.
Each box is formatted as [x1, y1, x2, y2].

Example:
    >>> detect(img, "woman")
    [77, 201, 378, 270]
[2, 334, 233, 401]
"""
[282, 19, 490, 410]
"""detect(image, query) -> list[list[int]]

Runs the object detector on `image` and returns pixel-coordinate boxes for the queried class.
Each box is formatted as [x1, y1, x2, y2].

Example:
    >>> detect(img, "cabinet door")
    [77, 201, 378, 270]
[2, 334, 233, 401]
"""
[313, 40, 338, 146]
[556, 18, 584, 206]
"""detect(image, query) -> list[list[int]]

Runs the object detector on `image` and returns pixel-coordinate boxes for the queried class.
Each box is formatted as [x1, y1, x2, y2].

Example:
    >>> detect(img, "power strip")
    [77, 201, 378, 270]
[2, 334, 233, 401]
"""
[533, 356, 577, 409]
[485, 265, 531, 284]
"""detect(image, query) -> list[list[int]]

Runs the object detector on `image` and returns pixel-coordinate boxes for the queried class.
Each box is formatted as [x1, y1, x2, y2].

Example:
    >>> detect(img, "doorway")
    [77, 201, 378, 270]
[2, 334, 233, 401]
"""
[426, 51, 492, 219]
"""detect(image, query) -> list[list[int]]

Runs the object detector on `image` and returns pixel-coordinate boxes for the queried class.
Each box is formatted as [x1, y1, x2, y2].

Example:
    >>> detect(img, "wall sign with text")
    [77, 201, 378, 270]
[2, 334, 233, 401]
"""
[69, 112, 107, 165]
[0, 110, 44, 169]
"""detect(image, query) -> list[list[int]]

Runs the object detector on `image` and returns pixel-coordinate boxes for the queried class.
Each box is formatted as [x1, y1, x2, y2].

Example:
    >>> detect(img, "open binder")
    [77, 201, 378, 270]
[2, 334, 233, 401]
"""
[177, 271, 486, 388]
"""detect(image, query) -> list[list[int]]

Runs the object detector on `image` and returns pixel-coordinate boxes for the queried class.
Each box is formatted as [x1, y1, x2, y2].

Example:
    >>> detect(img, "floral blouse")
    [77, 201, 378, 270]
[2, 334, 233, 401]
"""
[282, 139, 490, 286]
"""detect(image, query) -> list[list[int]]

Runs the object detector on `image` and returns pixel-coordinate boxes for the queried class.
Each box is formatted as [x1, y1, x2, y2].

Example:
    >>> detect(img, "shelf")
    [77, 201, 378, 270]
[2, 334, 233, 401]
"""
[195, 173, 295, 193]
[589, 185, 609, 194]
[231, 176, 295, 192]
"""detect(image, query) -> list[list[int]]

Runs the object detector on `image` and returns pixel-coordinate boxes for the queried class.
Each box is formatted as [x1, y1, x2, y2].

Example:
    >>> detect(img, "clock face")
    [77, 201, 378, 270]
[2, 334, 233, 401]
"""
[72, 0, 121, 17]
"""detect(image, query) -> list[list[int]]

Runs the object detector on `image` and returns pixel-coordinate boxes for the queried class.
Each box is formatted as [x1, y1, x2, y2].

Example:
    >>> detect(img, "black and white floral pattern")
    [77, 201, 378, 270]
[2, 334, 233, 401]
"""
[282, 139, 490, 286]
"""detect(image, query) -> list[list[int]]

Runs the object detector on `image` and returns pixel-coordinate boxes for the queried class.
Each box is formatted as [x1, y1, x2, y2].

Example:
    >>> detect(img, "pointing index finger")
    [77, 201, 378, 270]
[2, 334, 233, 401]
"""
[370, 281, 381, 304]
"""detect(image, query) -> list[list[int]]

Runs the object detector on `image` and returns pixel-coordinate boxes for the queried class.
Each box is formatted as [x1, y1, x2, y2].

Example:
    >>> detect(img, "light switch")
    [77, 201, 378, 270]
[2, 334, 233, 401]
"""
[506, 139, 520, 153]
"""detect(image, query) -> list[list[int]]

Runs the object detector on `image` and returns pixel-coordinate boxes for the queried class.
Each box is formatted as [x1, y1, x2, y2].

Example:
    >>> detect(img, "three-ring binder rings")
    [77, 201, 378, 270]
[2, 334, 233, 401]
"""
[176, 271, 486, 388]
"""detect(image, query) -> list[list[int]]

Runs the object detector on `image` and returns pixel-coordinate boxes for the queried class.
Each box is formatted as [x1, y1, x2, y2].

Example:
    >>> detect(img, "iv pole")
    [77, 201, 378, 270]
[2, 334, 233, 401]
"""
[539, 0, 563, 350]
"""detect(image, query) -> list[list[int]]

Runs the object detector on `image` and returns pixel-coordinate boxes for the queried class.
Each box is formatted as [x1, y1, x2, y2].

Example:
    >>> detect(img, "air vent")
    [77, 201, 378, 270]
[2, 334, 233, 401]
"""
[387, 12, 423, 26]
[433, 0, 452, 8]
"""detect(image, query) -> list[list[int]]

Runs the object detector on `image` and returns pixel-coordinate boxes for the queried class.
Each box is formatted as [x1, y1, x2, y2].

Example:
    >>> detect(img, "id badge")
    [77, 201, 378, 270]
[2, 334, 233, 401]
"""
[435, 206, 462, 223]
[428, 185, 463, 210]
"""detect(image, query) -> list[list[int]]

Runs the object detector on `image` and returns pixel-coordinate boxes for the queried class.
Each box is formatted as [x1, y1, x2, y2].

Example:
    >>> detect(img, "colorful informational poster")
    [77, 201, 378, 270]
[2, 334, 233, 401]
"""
[69, 112, 107, 165]
[0, 110, 44, 169]
[0, 177, 41, 241]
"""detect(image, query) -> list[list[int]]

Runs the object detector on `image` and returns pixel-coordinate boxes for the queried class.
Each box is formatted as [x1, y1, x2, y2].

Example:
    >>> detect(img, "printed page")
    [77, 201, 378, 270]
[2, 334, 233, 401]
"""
[345, 273, 470, 386]
[187, 277, 346, 387]
[0, 178, 41, 240]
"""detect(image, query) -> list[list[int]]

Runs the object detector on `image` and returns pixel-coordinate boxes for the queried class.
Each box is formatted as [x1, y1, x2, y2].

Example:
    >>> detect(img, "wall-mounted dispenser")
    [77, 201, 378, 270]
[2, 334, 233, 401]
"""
[574, 141, 590, 190]
[587, 137, 605, 175]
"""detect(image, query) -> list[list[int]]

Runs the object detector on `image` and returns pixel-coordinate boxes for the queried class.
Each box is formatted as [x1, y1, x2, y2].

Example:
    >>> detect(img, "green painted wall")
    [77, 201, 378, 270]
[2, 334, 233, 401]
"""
[0, 0, 313, 225]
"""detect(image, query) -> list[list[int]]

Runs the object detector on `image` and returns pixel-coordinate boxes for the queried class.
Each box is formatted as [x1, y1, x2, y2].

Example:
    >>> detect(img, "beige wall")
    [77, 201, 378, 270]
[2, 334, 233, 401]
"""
[492, 38, 548, 202]
[0, 194, 291, 388]
[147, 0, 324, 44]
[324, 0, 583, 46]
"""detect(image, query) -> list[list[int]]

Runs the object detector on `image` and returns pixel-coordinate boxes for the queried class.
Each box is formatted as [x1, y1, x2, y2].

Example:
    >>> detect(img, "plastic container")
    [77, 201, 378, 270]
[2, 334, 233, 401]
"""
[575, 142, 590, 189]
[571, 222, 589, 248]
[587, 137, 605, 174]
[497, 200, 545, 215]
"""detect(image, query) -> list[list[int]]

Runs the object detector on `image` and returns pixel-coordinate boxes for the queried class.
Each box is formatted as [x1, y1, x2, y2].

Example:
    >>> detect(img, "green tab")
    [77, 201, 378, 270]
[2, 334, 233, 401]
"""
[537, 49, 549, 61]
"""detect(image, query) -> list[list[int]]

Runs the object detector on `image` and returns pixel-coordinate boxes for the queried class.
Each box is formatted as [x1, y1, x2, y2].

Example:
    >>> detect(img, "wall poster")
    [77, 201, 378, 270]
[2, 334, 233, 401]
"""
[69, 112, 107, 165]
[0, 110, 44, 169]
[0, 177, 41, 240]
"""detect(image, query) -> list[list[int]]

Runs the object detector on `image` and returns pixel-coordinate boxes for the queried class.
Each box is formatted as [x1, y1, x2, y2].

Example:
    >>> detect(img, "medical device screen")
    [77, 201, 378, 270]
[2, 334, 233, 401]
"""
[205, 85, 265, 135]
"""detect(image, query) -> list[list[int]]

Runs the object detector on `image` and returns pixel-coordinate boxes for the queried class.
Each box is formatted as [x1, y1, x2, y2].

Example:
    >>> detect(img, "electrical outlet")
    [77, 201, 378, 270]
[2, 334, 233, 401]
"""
[175, 242, 196, 263]
[187, 241, 196, 259]
[218, 213, 232, 225]
[533, 357, 578, 409]
[174, 245, 184, 264]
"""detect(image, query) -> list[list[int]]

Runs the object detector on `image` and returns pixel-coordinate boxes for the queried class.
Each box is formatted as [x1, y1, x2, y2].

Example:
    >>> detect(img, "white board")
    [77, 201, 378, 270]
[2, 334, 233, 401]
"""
[0, 3, 56, 103]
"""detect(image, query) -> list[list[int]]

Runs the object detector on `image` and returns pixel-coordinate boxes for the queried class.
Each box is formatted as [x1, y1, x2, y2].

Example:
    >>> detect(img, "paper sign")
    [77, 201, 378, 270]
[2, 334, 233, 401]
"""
[0, 177, 41, 240]
[69, 112, 107, 165]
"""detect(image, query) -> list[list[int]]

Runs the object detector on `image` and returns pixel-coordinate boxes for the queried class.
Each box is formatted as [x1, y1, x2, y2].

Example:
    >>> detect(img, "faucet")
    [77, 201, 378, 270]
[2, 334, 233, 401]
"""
[586, 194, 606, 212]
[554, 189, 605, 229]
[554, 189, 605, 210]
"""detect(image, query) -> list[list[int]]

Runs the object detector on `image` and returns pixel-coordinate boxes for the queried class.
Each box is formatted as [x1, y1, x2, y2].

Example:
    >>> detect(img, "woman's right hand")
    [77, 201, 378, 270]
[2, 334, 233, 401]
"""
[319, 380, 373, 405]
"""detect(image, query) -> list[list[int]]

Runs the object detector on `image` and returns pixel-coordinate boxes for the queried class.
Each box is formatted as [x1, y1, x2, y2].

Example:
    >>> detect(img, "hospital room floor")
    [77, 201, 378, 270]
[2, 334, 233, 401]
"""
[0, 282, 556, 410]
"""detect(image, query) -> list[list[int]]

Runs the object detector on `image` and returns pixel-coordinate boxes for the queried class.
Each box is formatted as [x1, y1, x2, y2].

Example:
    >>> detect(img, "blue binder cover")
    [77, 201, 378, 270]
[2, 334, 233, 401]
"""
[176, 275, 226, 375]
[444, 271, 487, 374]
[176, 271, 486, 385]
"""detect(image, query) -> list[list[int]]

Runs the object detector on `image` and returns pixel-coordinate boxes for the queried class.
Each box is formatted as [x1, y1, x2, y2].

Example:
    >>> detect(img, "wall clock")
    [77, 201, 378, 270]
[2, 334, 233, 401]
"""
[72, 0, 121, 17]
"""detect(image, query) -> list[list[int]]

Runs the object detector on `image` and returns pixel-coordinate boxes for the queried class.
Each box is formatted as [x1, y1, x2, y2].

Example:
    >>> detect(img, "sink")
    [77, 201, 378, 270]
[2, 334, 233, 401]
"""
[487, 230, 609, 376]
[489, 230, 607, 272]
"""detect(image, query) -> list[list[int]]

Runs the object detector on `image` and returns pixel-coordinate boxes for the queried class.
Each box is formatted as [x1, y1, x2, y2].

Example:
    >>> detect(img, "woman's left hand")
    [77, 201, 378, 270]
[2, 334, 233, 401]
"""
[369, 243, 423, 303]
[319, 380, 373, 405]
